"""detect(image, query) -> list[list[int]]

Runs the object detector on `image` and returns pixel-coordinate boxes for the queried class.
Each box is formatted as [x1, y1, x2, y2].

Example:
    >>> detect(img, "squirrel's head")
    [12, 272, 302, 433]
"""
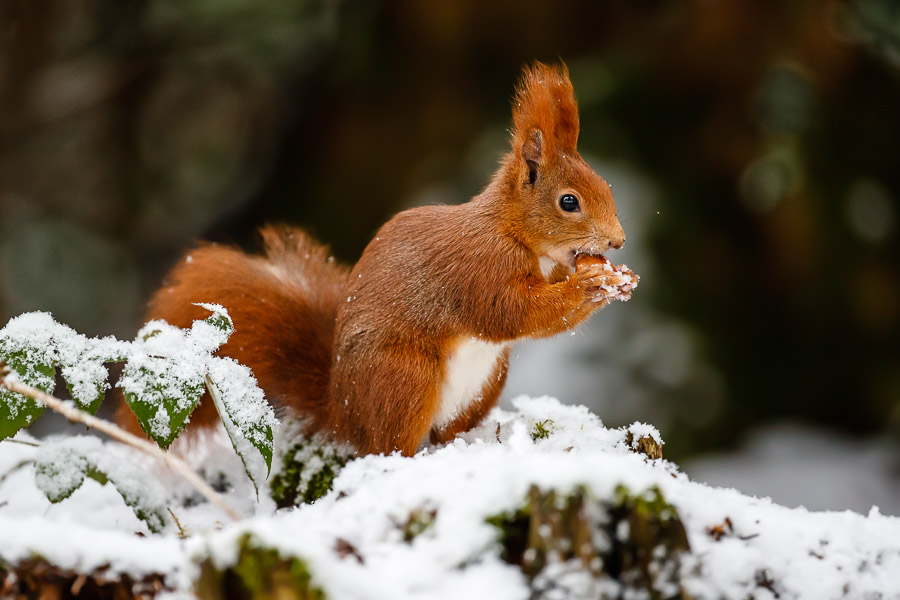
[504, 62, 625, 268]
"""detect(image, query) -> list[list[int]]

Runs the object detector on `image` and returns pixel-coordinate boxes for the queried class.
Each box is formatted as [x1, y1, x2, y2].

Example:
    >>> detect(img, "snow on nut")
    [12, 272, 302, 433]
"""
[575, 253, 639, 303]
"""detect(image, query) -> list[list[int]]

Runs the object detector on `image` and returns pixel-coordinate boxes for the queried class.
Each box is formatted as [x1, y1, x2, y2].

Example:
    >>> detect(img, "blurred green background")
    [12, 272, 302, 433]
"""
[1, 0, 899, 483]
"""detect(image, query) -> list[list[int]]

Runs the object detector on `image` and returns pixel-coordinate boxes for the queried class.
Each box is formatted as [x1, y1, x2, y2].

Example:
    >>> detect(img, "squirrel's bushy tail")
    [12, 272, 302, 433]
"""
[116, 226, 349, 435]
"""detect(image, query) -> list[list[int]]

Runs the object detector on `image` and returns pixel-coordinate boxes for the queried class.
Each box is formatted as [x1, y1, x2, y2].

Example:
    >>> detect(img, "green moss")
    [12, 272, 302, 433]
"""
[269, 437, 353, 508]
[487, 484, 690, 599]
[401, 507, 437, 543]
[530, 419, 555, 441]
[613, 484, 677, 521]
[196, 534, 325, 600]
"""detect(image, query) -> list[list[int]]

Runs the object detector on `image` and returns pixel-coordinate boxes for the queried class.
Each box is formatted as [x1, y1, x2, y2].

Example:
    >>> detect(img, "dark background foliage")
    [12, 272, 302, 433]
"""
[1, 0, 898, 464]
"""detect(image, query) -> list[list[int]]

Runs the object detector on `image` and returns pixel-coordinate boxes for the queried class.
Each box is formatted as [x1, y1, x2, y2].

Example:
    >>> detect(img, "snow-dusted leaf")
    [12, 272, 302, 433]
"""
[193, 303, 234, 339]
[0, 313, 60, 440]
[58, 335, 128, 415]
[0, 312, 129, 429]
[120, 362, 204, 450]
[62, 380, 105, 415]
[1, 348, 56, 393]
[35, 437, 171, 533]
[0, 392, 44, 441]
[206, 357, 276, 491]
[119, 306, 235, 449]
[0, 313, 59, 392]
[34, 443, 89, 502]
[189, 303, 234, 354]
[120, 323, 207, 449]
[96, 467, 170, 535]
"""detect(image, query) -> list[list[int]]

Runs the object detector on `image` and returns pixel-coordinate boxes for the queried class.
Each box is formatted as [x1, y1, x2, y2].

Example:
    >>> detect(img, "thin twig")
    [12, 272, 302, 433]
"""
[1, 438, 40, 447]
[0, 369, 241, 522]
[167, 507, 190, 539]
[0, 459, 34, 488]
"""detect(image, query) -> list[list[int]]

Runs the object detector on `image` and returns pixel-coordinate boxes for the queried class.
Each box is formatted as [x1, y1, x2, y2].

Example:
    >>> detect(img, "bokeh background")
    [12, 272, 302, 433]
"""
[2, 0, 899, 513]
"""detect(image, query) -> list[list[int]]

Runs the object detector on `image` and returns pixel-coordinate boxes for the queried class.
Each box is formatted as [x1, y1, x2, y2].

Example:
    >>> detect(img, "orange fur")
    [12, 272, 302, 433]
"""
[119, 62, 627, 456]
[116, 227, 349, 436]
[512, 62, 580, 157]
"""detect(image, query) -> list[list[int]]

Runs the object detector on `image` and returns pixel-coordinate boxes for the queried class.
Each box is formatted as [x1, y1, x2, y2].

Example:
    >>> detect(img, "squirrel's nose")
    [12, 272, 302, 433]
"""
[607, 236, 625, 250]
[603, 220, 626, 251]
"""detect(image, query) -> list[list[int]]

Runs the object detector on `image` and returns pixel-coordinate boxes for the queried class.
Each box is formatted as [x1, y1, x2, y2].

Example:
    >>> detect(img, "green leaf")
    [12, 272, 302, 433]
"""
[35, 439, 171, 533]
[206, 358, 276, 491]
[57, 337, 128, 415]
[0, 317, 58, 441]
[89, 467, 168, 534]
[34, 444, 88, 503]
[0, 312, 130, 421]
[0, 389, 45, 441]
[119, 307, 234, 449]
[187, 303, 234, 355]
[195, 302, 234, 336]
[121, 362, 205, 449]
[86, 467, 109, 486]
[2, 350, 56, 392]
[0, 347, 52, 441]
[65, 380, 105, 415]
[60, 350, 107, 415]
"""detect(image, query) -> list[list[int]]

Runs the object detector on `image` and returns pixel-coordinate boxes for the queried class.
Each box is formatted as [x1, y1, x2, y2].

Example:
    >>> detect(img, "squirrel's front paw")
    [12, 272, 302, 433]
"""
[575, 254, 639, 303]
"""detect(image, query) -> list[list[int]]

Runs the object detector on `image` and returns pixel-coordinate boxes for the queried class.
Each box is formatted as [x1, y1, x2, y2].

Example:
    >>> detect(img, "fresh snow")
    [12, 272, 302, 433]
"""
[1, 396, 899, 599]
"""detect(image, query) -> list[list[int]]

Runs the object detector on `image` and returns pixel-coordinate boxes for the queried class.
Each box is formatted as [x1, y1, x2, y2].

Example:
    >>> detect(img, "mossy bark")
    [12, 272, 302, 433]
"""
[488, 484, 691, 599]
[195, 535, 325, 600]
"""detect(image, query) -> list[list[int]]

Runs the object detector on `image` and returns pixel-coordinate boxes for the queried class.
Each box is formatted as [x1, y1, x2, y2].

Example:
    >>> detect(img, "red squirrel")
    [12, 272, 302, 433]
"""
[117, 62, 635, 456]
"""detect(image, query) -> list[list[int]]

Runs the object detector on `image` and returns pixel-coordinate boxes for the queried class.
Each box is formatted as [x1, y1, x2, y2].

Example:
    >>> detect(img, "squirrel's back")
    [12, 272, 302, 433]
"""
[116, 226, 349, 435]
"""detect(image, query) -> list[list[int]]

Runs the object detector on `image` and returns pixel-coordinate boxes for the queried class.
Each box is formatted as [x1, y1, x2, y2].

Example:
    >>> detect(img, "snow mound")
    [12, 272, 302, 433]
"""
[2, 396, 899, 599]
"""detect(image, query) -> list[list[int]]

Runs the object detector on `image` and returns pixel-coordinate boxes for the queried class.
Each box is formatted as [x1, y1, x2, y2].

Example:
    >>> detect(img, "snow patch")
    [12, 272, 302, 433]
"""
[1, 398, 899, 599]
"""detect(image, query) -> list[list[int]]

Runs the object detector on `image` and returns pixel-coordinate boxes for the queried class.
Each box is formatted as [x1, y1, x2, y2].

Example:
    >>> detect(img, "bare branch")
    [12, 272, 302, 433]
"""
[0, 367, 241, 522]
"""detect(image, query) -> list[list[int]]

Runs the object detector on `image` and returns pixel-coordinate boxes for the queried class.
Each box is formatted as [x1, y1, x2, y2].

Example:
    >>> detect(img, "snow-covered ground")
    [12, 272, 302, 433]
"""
[2, 396, 899, 599]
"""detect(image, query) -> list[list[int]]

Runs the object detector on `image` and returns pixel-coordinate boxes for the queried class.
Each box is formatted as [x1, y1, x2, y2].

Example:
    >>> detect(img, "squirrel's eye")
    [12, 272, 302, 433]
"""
[558, 194, 580, 213]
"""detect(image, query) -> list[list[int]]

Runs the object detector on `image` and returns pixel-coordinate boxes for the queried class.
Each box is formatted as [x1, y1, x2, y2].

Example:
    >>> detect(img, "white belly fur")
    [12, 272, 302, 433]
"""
[434, 338, 507, 429]
[539, 256, 558, 279]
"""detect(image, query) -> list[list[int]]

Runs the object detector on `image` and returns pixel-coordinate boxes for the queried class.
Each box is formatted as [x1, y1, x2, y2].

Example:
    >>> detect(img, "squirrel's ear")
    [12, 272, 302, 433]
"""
[522, 129, 542, 185]
[511, 61, 579, 160]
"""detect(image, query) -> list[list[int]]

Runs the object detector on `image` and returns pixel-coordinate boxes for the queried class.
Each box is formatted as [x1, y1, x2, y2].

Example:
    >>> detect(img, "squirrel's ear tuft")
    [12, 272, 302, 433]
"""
[511, 61, 579, 159]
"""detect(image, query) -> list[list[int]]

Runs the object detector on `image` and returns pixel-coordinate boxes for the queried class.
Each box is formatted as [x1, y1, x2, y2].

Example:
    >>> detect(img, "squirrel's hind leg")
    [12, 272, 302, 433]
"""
[329, 343, 443, 457]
